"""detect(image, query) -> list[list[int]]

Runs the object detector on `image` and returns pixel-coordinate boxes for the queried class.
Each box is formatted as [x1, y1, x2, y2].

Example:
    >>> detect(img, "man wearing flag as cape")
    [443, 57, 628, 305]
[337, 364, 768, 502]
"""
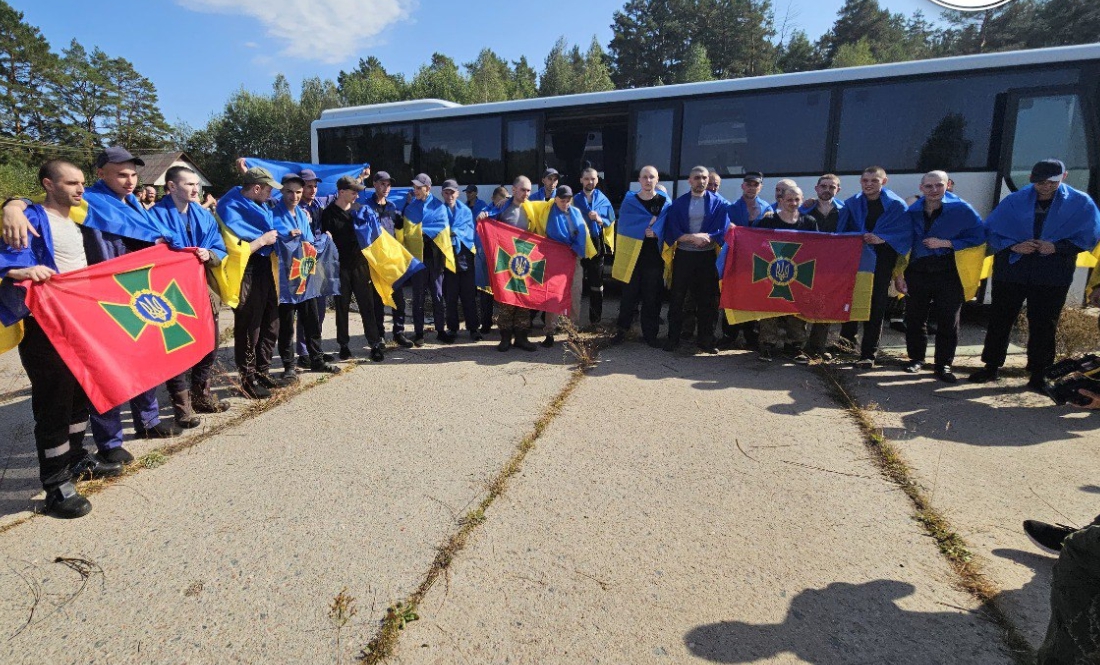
[401, 173, 455, 346]
[572, 168, 616, 325]
[612, 166, 671, 347]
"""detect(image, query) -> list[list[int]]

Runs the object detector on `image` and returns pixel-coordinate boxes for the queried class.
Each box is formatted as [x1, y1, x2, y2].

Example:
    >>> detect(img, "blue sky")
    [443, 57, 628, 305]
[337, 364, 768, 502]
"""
[12, 0, 947, 129]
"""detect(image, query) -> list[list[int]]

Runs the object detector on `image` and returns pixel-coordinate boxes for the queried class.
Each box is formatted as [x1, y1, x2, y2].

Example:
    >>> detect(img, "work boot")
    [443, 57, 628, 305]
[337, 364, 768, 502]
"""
[541, 333, 555, 348]
[191, 382, 229, 413]
[393, 333, 414, 348]
[69, 452, 124, 481]
[170, 391, 201, 429]
[241, 378, 270, 400]
[497, 332, 513, 352]
[514, 332, 537, 352]
[369, 343, 386, 363]
[44, 482, 92, 519]
[135, 420, 181, 439]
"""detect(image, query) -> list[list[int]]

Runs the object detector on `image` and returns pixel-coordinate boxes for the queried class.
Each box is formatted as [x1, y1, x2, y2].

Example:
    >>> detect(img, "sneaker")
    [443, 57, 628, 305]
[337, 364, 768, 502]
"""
[69, 453, 123, 481]
[280, 365, 299, 384]
[610, 330, 626, 346]
[393, 333, 414, 348]
[296, 355, 310, 369]
[44, 482, 92, 519]
[241, 379, 270, 400]
[413, 335, 425, 348]
[255, 373, 280, 390]
[1023, 520, 1077, 553]
[136, 421, 181, 439]
[338, 346, 353, 360]
[541, 334, 555, 348]
[904, 360, 923, 374]
[854, 357, 874, 369]
[968, 366, 1000, 383]
[758, 348, 773, 362]
[934, 365, 958, 384]
[369, 344, 385, 362]
[470, 331, 484, 342]
[793, 352, 811, 365]
[100, 446, 135, 464]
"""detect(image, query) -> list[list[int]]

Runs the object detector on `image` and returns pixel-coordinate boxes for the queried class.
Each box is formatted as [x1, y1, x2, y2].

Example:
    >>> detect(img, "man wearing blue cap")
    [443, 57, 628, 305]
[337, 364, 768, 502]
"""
[365, 170, 414, 348]
[530, 168, 560, 202]
[970, 159, 1100, 389]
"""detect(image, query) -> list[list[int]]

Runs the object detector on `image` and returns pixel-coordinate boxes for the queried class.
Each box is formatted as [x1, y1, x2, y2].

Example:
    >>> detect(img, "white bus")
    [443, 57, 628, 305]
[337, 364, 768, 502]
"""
[312, 44, 1099, 293]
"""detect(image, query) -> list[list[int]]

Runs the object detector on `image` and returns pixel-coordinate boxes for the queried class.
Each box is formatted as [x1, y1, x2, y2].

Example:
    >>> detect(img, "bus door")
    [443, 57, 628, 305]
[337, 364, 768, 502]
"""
[542, 111, 629, 206]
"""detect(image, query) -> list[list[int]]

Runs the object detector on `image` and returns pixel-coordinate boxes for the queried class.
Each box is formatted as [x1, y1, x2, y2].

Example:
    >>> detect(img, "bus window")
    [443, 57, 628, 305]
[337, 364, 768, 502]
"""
[320, 123, 414, 184]
[1007, 93, 1090, 192]
[836, 69, 1078, 173]
[633, 107, 674, 180]
[418, 117, 503, 185]
[506, 117, 538, 183]
[679, 89, 830, 177]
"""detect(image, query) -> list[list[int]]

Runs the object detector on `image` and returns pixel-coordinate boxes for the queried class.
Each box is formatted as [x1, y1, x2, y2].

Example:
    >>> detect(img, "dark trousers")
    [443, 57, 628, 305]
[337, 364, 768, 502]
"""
[980, 279, 1071, 376]
[279, 299, 323, 365]
[18, 317, 90, 490]
[616, 238, 664, 343]
[904, 268, 964, 366]
[582, 254, 604, 324]
[411, 242, 446, 337]
[478, 291, 495, 330]
[295, 297, 326, 358]
[234, 253, 280, 380]
[390, 283, 407, 335]
[667, 250, 719, 347]
[335, 261, 381, 348]
[168, 304, 220, 393]
[841, 244, 898, 359]
[444, 249, 478, 333]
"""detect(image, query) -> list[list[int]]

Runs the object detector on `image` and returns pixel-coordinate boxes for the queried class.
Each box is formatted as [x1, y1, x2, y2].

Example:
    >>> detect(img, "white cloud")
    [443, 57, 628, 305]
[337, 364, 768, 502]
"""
[181, 0, 413, 64]
[243, 41, 259, 49]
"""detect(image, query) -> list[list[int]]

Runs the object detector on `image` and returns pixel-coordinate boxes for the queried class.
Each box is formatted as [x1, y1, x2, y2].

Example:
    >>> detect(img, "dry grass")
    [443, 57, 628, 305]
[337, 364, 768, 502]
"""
[358, 364, 590, 663]
[815, 365, 1035, 665]
[1014, 306, 1100, 360]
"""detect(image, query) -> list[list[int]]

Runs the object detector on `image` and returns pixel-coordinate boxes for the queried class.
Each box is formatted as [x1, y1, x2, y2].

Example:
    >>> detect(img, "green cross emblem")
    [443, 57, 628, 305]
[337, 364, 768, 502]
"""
[752, 241, 816, 301]
[99, 265, 199, 353]
[494, 238, 546, 295]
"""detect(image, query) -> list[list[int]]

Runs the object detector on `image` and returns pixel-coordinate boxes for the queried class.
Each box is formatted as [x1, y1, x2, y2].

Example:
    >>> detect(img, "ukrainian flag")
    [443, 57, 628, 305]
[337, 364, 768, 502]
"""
[402, 196, 456, 273]
[614, 191, 669, 284]
[354, 208, 425, 308]
[212, 217, 254, 309]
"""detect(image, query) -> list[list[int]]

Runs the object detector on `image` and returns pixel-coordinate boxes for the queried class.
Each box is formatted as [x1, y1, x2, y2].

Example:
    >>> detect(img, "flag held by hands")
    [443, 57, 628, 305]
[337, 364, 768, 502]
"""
[478, 218, 577, 315]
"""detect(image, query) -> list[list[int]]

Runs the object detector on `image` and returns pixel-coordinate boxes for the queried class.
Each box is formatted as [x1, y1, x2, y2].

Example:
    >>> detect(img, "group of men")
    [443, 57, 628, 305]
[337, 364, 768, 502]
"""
[2, 147, 1099, 519]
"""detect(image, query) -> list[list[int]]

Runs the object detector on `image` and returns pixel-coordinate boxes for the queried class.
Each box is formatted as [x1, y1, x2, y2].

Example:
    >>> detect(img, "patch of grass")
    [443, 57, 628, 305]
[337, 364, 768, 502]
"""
[358, 366, 589, 663]
[329, 587, 359, 665]
[139, 450, 168, 470]
[815, 365, 1035, 665]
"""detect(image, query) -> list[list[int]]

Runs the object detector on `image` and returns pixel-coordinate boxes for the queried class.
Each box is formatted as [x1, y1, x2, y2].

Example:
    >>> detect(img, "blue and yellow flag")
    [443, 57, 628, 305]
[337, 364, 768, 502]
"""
[214, 186, 280, 307]
[546, 204, 596, 259]
[243, 158, 369, 201]
[572, 188, 616, 254]
[81, 181, 170, 243]
[614, 191, 670, 283]
[353, 207, 425, 308]
[897, 192, 988, 300]
[275, 234, 340, 304]
[402, 195, 456, 272]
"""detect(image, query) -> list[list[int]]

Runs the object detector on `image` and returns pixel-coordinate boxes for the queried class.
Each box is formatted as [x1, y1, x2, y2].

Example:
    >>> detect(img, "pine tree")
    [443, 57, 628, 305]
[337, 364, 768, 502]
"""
[776, 30, 821, 73]
[830, 37, 877, 68]
[577, 37, 615, 93]
[408, 53, 467, 103]
[466, 49, 511, 103]
[510, 56, 538, 100]
[539, 37, 575, 96]
[337, 56, 406, 106]
[0, 1, 61, 146]
[678, 43, 714, 83]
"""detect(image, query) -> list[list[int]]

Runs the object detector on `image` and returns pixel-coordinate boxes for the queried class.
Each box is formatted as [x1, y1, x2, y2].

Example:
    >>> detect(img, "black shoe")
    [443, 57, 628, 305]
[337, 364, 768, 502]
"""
[1024, 520, 1076, 553]
[758, 347, 773, 362]
[611, 330, 626, 345]
[541, 334, 555, 348]
[413, 335, 425, 348]
[479, 323, 493, 334]
[1026, 375, 1046, 394]
[311, 360, 341, 373]
[69, 453, 124, 481]
[968, 366, 999, 383]
[645, 337, 661, 349]
[191, 391, 229, 413]
[793, 352, 811, 365]
[438, 331, 457, 344]
[44, 482, 91, 519]
[100, 446, 134, 464]
[255, 373, 280, 390]
[297, 355, 310, 369]
[497, 333, 513, 352]
[514, 333, 537, 352]
[697, 342, 718, 355]
[889, 320, 907, 333]
[394, 333, 414, 349]
[854, 357, 874, 369]
[369, 345, 385, 362]
[904, 360, 923, 374]
[241, 380, 271, 400]
[682, 329, 695, 341]
[338, 346, 353, 360]
[280, 365, 299, 384]
[934, 365, 958, 384]
[136, 421, 181, 439]
[663, 340, 679, 353]
[470, 331, 484, 342]
[322, 352, 335, 362]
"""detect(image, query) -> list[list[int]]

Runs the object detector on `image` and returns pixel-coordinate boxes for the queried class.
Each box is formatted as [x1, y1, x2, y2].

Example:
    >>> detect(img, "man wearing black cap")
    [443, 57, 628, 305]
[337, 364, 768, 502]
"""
[464, 184, 488, 218]
[365, 170, 413, 348]
[530, 168, 560, 202]
[322, 175, 386, 361]
[441, 179, 480, 340]
[403, 173, 452, 346]
[721, 171, 772, 348]
[216, 166, 283, 398]
[971, 159, 1100, 389]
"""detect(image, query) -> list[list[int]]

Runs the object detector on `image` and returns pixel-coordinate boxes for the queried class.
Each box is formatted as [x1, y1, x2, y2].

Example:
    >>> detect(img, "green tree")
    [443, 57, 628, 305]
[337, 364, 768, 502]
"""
[830, 37, 877, 68]
[1033, 0, 1100, 47]
[539, 37, 575, 96]
[698, 0, 777, 79]
[408, 52, 467, 103]
[510, 56, 538, 99]
[776, 30, 821, 73]
[337, 56, 406, 106]
[0, 0, 61, 146]
[53, 40, 112, 152]
[609, 0, 693, 88]
[466, 48, 511, 103]
[818, 0, 908, 65]
[576, 37, 615, 93]
[101, 55, 172, 151]
[678, 42, 714, 83]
